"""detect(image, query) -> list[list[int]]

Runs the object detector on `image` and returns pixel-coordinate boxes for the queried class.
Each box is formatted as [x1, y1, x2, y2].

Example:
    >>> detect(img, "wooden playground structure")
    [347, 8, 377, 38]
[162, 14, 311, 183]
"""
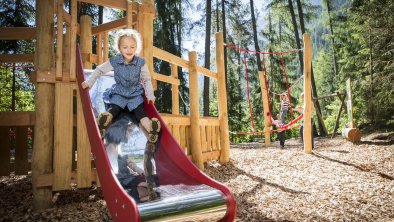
[0, 0, 232, 210]
[0, 0, 325, 213]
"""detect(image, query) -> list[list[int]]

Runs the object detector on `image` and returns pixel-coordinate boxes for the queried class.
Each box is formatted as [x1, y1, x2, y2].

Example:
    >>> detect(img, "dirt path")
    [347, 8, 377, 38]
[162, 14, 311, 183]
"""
[1, 134, 393, 221]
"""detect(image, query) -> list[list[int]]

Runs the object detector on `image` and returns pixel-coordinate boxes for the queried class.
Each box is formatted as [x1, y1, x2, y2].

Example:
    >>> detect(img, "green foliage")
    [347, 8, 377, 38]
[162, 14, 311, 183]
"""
[334, 0, 394, 129]
[0, 0, 35, 112]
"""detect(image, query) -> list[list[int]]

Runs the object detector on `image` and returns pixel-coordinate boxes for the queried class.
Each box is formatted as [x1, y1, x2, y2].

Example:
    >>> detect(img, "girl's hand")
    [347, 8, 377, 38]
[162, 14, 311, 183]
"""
[81, 81, 89, 89]
[148, 98, 155, 104]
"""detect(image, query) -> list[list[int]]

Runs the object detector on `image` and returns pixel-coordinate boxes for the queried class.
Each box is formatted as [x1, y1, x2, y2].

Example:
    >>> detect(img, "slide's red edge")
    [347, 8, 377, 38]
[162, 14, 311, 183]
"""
[76, 46, 140, 222]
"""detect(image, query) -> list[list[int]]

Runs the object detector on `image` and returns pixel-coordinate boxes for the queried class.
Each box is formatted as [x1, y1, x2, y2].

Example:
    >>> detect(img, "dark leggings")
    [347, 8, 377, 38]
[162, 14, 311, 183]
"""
[108, 103, 147, 122]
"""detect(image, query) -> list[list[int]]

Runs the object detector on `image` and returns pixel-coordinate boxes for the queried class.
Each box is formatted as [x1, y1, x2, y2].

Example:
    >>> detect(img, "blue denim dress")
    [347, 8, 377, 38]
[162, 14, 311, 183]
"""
[104, 55, 145, 111]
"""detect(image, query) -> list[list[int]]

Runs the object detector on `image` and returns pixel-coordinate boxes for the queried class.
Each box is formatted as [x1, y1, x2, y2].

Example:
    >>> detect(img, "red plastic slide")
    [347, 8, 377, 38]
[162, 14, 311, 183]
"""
[76, 46, 236, 221]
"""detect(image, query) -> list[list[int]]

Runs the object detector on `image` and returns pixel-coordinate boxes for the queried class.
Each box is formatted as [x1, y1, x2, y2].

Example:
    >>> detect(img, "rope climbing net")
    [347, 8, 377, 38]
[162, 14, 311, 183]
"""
[224, 43, 304, 135]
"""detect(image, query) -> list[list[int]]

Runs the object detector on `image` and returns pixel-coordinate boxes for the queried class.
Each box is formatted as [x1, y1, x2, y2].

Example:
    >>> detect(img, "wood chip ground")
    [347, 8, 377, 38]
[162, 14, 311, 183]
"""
[1, 134, 393, 221]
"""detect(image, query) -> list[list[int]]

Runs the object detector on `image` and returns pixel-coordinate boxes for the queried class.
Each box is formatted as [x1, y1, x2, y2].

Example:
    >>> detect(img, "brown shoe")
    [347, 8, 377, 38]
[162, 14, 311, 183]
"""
[150, 118, 161, 134]
[97, 112, 113, 131]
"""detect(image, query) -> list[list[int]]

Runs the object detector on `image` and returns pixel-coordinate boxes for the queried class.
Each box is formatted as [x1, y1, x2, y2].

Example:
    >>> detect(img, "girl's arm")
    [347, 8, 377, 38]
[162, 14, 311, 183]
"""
[82, 61, 113, 89]
[140, 64, 156, 103]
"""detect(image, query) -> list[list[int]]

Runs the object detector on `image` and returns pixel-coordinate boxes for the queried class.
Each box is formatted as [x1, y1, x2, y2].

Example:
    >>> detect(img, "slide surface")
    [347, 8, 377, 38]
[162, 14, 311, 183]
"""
[76, 47, 236, 221]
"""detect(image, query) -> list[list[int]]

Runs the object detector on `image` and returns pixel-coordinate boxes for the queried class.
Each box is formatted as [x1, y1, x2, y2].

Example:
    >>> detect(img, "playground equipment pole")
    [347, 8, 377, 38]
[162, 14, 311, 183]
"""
[258, 71, 271, 146]
[216, 32, 231, 164]
[303, 33, 313, 154]
[32, 0, 55, 210]
[189, 51, 204, 169]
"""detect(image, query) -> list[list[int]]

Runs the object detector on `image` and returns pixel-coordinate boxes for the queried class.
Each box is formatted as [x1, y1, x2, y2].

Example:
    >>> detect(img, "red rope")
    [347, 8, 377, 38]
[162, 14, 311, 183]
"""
[230, 115, 303, 135]
[261, 54, 273, 125]
[271, 114, 304, 129]
[243, 53, 255, 130]
[279, 54, 294, 121]
[224, 43, 302, 55]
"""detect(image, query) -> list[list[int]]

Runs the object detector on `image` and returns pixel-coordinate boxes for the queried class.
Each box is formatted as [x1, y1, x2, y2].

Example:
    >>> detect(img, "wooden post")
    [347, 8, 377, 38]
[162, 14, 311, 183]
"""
[303, 33, 313, 154]
[127, 1, 133, 28]
[80, 15, 92, 69]
[188, 51, 204, 169]
[332, 94, 346, 138]
[215, 32, 230, 164]
[171, 64, 179, 115]
[77, 89, 93, 188]
[0, 127, 10, 176]
[346, 78, 355, 128]
[342, 78, 361, 143]
[55, 0, 64, 80]
[32, 0, 55, 210]
[15, 126, 29, 175]
[103, 32, 109, 62]
[63, 25, 71, 74]
[53, 83, 73, 191]
[258, 71, 271, 146]
[141, 0, 156, 89]
[96, 33, 103, 65]
[69, 0, 77, 81]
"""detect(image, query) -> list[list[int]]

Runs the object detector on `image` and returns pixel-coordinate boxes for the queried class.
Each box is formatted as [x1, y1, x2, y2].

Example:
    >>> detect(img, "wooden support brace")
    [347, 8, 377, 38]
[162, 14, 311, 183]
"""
[35, 69, 56, 83]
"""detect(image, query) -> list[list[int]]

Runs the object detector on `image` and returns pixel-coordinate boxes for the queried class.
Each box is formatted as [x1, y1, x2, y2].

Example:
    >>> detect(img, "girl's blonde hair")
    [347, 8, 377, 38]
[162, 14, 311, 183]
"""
[113, 29, 142, 55]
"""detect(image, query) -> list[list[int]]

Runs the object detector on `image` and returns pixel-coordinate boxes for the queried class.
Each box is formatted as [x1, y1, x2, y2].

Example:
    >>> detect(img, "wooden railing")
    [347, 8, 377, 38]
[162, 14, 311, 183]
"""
[0, 112, 34, 176]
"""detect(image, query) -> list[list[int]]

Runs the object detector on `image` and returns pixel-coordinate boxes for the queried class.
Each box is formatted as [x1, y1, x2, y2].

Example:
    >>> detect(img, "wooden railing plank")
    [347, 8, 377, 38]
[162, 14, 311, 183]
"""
[15, 126, 29, 175]
[0, 111, 35, 126]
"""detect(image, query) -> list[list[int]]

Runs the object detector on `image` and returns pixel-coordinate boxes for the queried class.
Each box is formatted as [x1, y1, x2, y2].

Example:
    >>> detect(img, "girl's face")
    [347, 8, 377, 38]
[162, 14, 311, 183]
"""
[119, 36, 137, 63]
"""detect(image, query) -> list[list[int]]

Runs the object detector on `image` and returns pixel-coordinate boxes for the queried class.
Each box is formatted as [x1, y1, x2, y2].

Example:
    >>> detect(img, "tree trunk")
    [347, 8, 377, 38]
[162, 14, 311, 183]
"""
[98, 6, 103, 24]
[287, 0, 303, 75]
[295, 0, 328, 136]
[221, 0, 228, 94]
[369, 27, 374, 125]
[203, 0, 212, 116]
[250, 0, 262, 71]
[216, 0, 219, 32]
[237, 47, 242, 117]
[324, 0, 338, 77]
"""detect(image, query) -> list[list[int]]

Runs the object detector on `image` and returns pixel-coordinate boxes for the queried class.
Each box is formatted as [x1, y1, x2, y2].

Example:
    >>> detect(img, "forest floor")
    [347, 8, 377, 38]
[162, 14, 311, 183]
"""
[1, 132, 393, 221]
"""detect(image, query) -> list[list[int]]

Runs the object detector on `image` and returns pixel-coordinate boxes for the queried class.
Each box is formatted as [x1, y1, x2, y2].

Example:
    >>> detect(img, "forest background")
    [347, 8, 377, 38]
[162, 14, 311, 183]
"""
[1, 0, 393, 143]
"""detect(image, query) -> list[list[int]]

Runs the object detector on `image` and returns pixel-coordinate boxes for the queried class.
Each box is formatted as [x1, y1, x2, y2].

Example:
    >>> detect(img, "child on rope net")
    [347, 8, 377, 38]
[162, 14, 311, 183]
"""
[280, 93, 290, 123]
[273, 114, 286, 148]
[81, 28, 160, 200]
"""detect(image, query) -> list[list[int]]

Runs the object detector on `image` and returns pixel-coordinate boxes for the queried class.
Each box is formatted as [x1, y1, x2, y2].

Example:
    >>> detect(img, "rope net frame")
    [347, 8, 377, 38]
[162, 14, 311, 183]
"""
[224, 43, 304, 135]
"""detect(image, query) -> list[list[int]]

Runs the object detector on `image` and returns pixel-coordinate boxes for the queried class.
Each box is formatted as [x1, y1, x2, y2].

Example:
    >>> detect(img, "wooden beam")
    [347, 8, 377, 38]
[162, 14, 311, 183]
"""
[36, 169, 98, 189]
[79, 0, 128, 10]
[56, 0, 64, 80]
[171, 64, 179, 115]
[313, 92, 346, 100]
[189, 51, 204, 170]
[200, 117, 220, 126]
[197, 66, 217, 79]
[160, 114, 190, 126]
[0, 54, 34, 63]
[0, 27, 36, 40]
[153, 72, 180, 85]
[303, 33, 313, 154]
[0, 111, 35, 126]
[153, 46, 189, 69]
[80, 15, 92, 69]
[92, 18, 127, 35]
[258, 70, 271, 147]
[33, 0, 55, 210]
[62, 9, 81, 34]
[215, 32, 230, 163]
